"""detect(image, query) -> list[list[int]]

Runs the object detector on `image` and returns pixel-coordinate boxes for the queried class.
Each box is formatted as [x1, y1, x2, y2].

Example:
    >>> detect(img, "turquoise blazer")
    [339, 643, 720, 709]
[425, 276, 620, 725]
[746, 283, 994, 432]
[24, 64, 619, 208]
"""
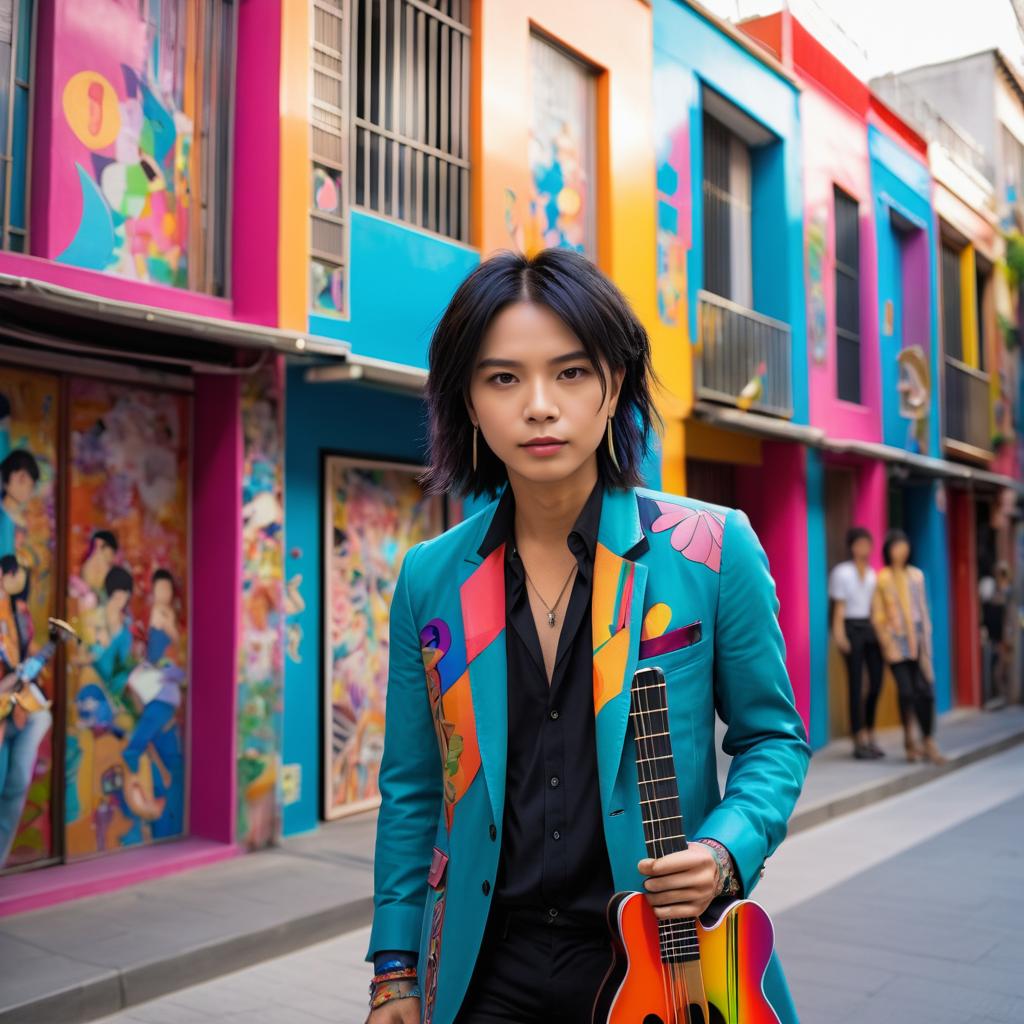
[367, 484, 810, 1024]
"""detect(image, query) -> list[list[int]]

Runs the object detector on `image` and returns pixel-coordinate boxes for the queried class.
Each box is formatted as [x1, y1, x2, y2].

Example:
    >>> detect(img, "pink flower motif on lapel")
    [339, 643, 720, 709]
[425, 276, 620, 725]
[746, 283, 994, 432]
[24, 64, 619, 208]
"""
[649, 501, 726, 573]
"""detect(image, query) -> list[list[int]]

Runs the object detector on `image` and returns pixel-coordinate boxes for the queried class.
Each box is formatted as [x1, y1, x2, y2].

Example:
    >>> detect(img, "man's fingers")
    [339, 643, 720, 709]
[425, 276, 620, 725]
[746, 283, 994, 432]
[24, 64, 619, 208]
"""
[652, 902, 707, 920]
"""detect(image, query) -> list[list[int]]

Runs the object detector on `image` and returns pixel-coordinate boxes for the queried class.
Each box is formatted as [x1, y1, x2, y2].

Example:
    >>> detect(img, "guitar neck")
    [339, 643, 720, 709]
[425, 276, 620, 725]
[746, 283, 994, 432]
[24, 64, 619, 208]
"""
[629, 666, 700, 964]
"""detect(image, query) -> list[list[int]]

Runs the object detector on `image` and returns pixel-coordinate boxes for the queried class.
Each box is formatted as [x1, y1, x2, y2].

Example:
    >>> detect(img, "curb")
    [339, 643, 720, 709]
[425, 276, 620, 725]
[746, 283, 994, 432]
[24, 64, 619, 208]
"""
[6, 724, 1023, 1024]
[788, 725, 1024, 835]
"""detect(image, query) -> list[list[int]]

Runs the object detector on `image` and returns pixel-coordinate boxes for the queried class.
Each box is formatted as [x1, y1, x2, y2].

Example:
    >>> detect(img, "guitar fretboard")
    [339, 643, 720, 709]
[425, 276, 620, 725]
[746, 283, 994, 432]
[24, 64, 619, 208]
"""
[629, 668, 700, 964]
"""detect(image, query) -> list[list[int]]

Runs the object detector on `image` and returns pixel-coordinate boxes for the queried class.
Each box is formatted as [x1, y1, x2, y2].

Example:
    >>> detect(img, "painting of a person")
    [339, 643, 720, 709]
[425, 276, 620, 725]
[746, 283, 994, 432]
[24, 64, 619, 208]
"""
[0, 449, 40, 558]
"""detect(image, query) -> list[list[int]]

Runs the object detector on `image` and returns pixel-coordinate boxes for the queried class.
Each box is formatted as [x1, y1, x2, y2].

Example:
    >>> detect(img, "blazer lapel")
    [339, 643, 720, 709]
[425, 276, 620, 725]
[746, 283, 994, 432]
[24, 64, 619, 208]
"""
[460, 498, 508, 830]
[591, 488, 649, 817]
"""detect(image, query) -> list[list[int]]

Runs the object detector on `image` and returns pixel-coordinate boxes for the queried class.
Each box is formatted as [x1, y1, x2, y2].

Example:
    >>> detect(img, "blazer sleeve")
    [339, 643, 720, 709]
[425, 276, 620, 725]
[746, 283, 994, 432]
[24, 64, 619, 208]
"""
[365, 541, 444, 961]
[694, 508, 811, 898]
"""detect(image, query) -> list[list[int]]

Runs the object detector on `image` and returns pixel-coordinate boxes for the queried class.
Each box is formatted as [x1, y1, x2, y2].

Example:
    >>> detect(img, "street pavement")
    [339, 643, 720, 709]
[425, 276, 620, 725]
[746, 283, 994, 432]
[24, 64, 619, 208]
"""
[89, 743, 1024, 1024]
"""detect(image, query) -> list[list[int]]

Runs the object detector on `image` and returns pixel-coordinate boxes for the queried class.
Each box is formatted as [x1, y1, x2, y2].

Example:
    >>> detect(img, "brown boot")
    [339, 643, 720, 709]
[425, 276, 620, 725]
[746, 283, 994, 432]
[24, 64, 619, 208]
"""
[922, 737, 947, 765]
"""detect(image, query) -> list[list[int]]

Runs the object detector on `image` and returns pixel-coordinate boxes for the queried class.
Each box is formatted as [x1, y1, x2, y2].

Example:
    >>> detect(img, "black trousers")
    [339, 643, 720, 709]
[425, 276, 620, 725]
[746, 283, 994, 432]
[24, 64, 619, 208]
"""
[842, 618, 884, 734]
[890, 658, 935, 738]
[454, 906, 614, 1023]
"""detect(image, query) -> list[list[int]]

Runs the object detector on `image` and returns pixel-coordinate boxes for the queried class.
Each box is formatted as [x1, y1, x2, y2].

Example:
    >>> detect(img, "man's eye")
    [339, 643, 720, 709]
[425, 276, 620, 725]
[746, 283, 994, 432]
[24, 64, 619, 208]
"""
[560, 366, 589, 380]
[489, 372, 516, 385]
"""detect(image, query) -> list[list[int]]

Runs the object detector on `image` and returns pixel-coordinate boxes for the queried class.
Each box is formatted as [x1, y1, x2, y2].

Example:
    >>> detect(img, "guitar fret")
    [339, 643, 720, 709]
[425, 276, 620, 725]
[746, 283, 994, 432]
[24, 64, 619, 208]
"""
[641, 814, 683, 824]
[639, 795, 680, 804]
[632, 729, 671, 738]
[636, 754, 674, 762]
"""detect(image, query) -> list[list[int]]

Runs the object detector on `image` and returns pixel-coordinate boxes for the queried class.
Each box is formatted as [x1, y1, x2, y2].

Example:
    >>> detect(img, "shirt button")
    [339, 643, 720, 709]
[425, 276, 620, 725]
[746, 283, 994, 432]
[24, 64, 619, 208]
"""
[549, 709, 559, 720]
[489, 823, 497, 841]
[550, 776, 559, 788]
[547, 907, 559, 920]
[482, 880, 490, 895]
[552, 830, 561, 840]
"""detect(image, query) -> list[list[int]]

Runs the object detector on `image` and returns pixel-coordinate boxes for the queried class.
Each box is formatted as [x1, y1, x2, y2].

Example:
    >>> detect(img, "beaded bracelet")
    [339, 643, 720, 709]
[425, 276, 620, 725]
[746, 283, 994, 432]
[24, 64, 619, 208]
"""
[369, 980, 422, 1011]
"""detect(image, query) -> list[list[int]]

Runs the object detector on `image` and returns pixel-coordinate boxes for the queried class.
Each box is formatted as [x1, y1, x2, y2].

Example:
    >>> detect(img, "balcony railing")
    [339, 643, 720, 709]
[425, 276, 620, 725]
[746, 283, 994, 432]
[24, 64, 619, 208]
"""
[943, 356, 992, 456]
[696, 290, 792, 419]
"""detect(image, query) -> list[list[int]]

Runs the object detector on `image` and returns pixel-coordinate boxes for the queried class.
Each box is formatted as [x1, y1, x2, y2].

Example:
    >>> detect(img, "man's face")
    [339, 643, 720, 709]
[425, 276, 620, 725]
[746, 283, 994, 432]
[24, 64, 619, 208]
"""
[851, 537, 872, 562]
[108, 589, 130, 613]
[466, 301, 623, 489]
[95, 541, 115, 571]
[153, 579, 173, 606]
[5, 469, 35, 506]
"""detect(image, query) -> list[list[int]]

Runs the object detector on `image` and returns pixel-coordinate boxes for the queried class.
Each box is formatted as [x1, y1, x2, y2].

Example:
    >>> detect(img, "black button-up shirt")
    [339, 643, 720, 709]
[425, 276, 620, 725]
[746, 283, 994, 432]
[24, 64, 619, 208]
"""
[477, 478, 615, 927]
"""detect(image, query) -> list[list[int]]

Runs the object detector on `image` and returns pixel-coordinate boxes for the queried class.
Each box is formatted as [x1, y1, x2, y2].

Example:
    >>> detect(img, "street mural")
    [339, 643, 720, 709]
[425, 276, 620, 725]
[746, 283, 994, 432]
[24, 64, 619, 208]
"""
[0, 369, 59, 871]
[323, 459, 443, 819]
[238, 368, 285, 849]
[528, 33, 595, 256]
[54, 0, 194, 287]
[65, 379, 190, 859]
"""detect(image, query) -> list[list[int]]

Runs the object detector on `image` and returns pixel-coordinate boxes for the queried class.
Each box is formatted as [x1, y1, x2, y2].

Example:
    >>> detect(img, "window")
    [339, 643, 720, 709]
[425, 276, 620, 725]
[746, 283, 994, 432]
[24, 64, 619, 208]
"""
[351, 0, 471, 243]
[529, 31, 597, 257]
[1001, 125, 1024, 218]
[702, 113, 752, 308]
[976, 261, 989, 373]
[834, 187, 861, 404]
[0, 0, 33, 253]
[311, 0, 349, 315]
[941, 241, 964, 362]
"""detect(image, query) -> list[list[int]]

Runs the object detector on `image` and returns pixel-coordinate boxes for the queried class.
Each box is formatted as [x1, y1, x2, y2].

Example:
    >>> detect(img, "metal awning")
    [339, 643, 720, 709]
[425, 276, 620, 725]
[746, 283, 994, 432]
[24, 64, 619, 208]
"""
[691, 401, 826, 446]
[303, 352, 427, 392]
[0, 272, 349, 371]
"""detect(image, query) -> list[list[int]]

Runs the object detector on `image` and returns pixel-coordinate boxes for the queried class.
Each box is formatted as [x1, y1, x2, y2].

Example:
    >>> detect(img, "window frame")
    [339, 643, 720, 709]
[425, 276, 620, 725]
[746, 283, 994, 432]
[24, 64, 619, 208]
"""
[833, 185, 861, 405]
[1, 0, 36, 254]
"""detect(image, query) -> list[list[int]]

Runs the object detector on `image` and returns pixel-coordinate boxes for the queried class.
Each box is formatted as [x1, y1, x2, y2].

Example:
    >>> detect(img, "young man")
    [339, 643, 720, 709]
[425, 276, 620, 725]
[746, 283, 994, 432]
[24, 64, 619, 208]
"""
[366, 250, 810, 1024]
[829, 527, 885, 759]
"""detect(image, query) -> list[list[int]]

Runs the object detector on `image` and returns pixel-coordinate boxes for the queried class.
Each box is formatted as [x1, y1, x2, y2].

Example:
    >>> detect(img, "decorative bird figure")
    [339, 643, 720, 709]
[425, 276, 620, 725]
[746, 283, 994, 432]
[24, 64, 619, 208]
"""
[737, 360, 766, 411]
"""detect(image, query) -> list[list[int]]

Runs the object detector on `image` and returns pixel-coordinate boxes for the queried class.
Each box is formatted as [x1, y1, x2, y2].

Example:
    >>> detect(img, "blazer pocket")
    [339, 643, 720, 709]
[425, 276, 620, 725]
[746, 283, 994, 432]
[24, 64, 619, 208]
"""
[638, 619, 702, 661]
[427, 846, 449, 890]
[637, 623, 710, 675]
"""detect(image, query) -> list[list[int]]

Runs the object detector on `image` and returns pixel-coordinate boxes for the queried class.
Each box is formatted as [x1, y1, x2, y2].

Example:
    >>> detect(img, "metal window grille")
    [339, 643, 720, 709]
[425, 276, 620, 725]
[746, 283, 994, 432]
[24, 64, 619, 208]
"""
[940, 242, 963, 362]
[0, 0, 34, 254]
[834, 186, 861, 404]
[351, 0, 470, 243]
[311, 0, 350, 315]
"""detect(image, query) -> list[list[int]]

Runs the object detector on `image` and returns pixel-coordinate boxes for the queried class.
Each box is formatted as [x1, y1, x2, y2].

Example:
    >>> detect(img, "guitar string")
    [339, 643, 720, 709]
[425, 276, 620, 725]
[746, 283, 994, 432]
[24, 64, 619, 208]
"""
[633, 670, 695, 1023]
[633, 670, 684, 1024]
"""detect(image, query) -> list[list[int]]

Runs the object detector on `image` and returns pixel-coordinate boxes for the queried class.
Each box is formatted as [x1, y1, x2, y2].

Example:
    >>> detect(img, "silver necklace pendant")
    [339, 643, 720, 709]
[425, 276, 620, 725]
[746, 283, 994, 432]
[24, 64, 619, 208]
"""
[547, 611, 556, 628]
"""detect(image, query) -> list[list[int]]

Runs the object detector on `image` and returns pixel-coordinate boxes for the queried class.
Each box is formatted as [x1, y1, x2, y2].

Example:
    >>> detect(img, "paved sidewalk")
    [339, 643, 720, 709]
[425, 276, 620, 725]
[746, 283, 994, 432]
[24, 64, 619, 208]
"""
[3, 706, 1022, 1024]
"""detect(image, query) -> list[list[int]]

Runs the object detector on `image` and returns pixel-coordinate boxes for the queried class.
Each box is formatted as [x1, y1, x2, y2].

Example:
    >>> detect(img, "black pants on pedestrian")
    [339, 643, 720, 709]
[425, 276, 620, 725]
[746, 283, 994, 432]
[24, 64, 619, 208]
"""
[454, 905, 613, 1023]
[890, 658, 935, 738]
[842, 618, 884, 734]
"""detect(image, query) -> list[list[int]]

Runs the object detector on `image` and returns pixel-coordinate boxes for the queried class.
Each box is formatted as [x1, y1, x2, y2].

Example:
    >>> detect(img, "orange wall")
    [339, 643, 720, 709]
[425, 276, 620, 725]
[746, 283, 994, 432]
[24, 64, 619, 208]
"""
[471, 0, 686, 492]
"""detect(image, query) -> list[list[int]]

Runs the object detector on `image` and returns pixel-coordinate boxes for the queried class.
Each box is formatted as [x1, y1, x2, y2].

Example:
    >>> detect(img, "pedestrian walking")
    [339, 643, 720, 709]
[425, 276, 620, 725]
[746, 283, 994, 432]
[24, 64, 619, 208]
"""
[829, 527, 885, 759]
[364, 248, 809, 1024]
[871, 529, 945, 765]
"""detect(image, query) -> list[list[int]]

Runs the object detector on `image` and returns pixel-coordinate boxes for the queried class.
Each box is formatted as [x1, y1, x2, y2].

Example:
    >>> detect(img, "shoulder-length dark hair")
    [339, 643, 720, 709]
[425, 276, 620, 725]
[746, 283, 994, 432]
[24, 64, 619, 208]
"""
[883, 528, 911, 566]
[420, 248, 661, 499]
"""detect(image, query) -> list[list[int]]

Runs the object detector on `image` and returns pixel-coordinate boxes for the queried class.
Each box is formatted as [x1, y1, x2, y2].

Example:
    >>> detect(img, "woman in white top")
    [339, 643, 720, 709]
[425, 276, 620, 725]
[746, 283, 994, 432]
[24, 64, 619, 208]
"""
[829, 527, 885, 760]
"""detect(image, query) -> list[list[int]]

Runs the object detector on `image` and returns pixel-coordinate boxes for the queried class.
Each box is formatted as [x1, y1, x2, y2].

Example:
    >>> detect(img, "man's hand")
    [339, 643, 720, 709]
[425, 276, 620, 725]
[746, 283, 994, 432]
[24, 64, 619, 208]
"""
[833, 630, 851, 655]
[366, 995, 421, 1024]
[638, 844, 719, 920]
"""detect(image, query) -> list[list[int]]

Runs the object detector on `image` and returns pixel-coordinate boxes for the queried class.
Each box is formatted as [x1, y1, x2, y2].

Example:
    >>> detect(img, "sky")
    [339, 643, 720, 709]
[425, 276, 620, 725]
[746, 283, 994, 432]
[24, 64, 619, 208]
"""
[700, 0, 1024, 81]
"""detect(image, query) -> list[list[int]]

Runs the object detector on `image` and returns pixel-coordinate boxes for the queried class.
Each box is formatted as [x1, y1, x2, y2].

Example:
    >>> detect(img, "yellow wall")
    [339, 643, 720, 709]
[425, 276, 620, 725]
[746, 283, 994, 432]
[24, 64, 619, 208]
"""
[471, 0, 686, 491]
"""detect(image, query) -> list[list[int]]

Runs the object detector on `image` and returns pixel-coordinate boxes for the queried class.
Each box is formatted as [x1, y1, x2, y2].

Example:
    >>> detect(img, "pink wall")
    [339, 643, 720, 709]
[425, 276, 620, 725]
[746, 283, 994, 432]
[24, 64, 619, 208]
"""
[736, 443, 811, 735]
[802, 85, 882, 442]
[14, 0, 282, 329]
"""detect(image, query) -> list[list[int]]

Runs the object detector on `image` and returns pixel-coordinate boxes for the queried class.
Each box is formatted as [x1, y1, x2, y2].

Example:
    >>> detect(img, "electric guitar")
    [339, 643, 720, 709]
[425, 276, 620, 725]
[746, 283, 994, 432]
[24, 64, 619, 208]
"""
[593, 666, 782, 1024]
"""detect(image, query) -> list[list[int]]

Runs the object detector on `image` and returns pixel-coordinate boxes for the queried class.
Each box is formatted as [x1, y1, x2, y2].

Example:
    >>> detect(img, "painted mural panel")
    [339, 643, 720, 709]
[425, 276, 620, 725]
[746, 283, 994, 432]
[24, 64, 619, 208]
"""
[0, 369, 59, 871]
[528, 33, 596, 256]
[52, 0, 195, 287]
[65, 380, 189, 859]
[323, 458, 443, 819]
[238, 368, 284, 849]
[653, 57, 695, 329]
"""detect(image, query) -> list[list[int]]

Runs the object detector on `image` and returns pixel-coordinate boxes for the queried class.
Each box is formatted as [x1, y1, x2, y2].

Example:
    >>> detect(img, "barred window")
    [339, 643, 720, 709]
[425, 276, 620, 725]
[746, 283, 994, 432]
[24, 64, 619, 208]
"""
[352, 0, 470, 243]
[311, 0, 349, 315]
[0, 0, 33, 253]
[834, 187, 861, 404]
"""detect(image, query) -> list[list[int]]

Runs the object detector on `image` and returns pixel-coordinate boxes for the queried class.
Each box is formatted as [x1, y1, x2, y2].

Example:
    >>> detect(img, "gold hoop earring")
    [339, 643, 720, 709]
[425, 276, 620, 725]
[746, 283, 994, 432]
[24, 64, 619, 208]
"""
[607, 416, 620, 472]
[472, 425, 478, 473]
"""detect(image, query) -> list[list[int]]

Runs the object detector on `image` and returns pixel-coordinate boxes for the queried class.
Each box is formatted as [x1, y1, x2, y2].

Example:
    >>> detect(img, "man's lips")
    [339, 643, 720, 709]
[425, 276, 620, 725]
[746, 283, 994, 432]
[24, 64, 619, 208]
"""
[521, 438, 566, 447]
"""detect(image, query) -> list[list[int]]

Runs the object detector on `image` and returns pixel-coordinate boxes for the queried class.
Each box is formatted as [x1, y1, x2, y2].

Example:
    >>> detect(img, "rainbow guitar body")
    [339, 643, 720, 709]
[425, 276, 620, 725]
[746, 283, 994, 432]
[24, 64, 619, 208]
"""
[594, 665, 786, 1024]
[593, 891, 781, 1024]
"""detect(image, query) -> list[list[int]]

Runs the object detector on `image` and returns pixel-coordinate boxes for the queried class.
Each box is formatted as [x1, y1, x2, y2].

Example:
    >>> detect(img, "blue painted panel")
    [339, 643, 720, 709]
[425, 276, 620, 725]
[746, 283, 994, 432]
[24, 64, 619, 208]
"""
[805, 447, 829, 750]
[904, 481, 952, 712]
[309, 210, 480, 369]
[869, 127, 939, 457]
[282, 366, 430, 836]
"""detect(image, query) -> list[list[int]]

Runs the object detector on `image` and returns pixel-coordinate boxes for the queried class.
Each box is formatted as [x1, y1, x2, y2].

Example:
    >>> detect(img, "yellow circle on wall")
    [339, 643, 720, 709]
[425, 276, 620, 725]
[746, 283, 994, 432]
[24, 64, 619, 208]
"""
[62, 71, 121, 150]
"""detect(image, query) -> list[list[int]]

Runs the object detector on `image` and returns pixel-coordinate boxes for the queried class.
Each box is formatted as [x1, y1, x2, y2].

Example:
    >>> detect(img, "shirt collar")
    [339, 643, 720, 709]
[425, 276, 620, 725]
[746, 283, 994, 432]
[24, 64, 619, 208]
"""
[476, 478, 604, 581]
